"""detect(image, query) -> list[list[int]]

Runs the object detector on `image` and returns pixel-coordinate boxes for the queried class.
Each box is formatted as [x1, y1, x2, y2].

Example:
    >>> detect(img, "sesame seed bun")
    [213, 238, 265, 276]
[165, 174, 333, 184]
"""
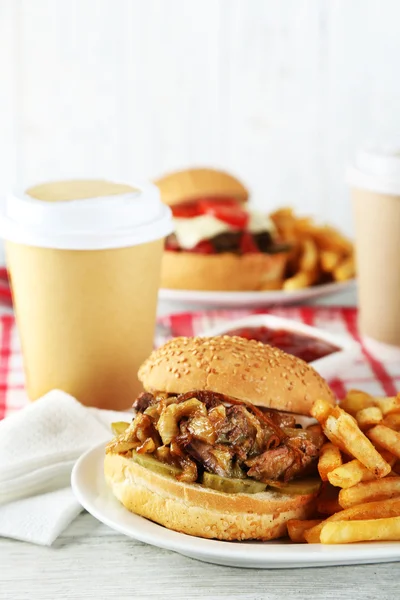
[104, 452, 318, 541]
[154, 167, 248, 207]
[138, 336, 335, 416]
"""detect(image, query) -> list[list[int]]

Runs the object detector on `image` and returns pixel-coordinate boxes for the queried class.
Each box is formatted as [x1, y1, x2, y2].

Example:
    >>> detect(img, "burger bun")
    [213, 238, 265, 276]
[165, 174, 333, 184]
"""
[104, 453, 318, 541]
[154, 167, 248, 206]
[138, 335, 335, 416]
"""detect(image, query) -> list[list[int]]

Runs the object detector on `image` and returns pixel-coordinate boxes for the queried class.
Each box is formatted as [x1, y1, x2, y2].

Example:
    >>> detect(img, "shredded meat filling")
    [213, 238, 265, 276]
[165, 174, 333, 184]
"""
[108, 390, 324, 484]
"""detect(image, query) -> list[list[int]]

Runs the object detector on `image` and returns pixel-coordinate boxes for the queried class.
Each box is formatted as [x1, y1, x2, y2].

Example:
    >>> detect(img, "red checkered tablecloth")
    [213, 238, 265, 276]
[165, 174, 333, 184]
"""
[1, 306, 399, 420]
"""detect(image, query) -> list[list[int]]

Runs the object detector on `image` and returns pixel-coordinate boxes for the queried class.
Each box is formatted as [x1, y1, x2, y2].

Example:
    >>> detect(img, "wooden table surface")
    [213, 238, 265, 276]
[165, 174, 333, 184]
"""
[2, 290, 400, 600]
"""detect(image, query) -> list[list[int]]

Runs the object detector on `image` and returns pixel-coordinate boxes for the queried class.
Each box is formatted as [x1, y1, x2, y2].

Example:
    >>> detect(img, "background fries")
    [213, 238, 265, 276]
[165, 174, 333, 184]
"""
[320, 250, 340, 273]
[283, 271, 317, 291]
[333, 256, 356, 282]
[270, 208, 355, 290]
[355, 406, 383, 430]
[382, 414, 400, 430]
[289, 389, 400, 545]
[374, 395, 400, 416]
[339, 389, 374, 415]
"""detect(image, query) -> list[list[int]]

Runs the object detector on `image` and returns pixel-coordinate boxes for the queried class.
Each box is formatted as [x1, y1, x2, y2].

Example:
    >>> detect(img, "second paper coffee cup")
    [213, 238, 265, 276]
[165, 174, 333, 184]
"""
[1, 179, 173, 410]
[348, 145, 400, 347]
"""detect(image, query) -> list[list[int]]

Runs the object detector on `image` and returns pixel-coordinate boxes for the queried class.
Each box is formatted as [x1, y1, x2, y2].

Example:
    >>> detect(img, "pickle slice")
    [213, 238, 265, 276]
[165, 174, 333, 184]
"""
[267, 477, 321, 496]
[131, 451, 182, 478]
[202, 472, 266, 494]
[111, 421, 130, 436]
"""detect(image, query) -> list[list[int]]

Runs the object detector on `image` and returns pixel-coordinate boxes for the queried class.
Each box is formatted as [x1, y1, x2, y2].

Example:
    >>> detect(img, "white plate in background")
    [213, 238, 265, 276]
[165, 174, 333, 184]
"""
[159, 280, 356, 308]
[71, 443, 400, 569]
[199, 313, 360, 381]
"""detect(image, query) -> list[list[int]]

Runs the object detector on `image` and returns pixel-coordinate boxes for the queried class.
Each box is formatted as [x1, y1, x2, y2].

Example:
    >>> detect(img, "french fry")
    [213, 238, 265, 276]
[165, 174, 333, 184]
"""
[328, 449, 397, 490]
[382, 414, 400, 431]
[340, 390, 374, 415]
[327, 459, 376, 489]
[339, 477, 400, 509]
[320, 250, 341, 273]
[321, 406, 391, 478]
[374, 395, 400, 416]
[355, 406, 383, 430]
[270, 208, 297, 240]
[287, 519, 323, 543]
[333, 255, 356, 282]
[304, 497, 400, 543]
[379, 449, 397, 466]
[367, 425, 400, 459]
[318, 443, 342, 481]
[310, 398, 333, 423]
[321, 421, 349, 454]
[299, 238, 318, 272]
[270, 209, 355, 288]
[270, 207, 294, 223]
[282, 270, 318, 291]
[312, 226, 353, 255]
[293, 217, 315, 237]
[320, 516, 400, 544]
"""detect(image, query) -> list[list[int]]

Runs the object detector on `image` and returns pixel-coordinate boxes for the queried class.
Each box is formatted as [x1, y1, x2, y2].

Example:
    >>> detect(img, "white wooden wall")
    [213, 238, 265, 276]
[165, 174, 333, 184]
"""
[1, 0, 400, 250]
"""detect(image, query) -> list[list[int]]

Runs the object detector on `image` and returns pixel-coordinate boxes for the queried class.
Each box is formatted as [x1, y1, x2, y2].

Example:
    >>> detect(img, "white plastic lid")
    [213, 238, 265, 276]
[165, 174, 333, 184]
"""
[0, 180, 173, 250]
[348, 143, 400, 196]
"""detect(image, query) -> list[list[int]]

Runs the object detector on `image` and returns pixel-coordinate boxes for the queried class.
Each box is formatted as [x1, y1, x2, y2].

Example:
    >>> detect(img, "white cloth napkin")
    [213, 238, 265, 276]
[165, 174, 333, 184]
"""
[0, 390, 129, 546]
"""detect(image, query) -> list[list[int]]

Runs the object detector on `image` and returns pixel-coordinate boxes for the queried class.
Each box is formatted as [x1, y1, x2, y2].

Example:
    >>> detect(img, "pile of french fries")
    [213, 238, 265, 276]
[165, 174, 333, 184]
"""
[287, 390, 400, 544]
[270, 208, 355, 291]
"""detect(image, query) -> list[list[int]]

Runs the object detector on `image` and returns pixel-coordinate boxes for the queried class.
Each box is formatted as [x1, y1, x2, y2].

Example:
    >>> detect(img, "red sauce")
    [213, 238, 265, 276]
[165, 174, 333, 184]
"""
[228, 326, 339, 363]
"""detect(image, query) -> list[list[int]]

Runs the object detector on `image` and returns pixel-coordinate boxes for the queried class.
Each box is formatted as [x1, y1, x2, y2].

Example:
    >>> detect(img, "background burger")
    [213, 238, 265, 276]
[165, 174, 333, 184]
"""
[154, 167, 291, 291]
[104, 335, 334, 541]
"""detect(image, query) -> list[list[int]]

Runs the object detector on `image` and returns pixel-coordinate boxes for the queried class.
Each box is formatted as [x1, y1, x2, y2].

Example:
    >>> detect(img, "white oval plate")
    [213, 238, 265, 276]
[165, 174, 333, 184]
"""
[72, 443, 400, 569]
[199, 313, 360, 382]
[159, 280, 355, 308]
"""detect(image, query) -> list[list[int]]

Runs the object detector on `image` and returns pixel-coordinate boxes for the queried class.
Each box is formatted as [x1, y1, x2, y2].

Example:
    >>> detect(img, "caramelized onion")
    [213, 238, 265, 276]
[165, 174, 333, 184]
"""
[187, 415, 217, 444]
[157, 399, 207, 445]
[136, 437, 156, 454]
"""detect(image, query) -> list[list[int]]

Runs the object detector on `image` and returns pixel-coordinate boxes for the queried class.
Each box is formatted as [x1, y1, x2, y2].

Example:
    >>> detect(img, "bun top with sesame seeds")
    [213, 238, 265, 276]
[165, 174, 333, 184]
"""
[154, 167, 248, 206]
[138, 336, 335, 416]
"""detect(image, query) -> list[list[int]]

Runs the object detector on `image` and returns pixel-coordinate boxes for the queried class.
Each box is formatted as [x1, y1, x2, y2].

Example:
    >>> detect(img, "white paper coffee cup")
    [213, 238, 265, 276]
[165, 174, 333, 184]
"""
[348, 145, 400, 347]
[0, 180, 173, 409]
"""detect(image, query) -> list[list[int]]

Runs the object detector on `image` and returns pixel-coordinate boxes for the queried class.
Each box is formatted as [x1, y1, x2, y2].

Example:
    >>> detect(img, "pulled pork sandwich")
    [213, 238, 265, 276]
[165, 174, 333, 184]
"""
[104, 336, 334, 541]
[154, 167, 291, 291]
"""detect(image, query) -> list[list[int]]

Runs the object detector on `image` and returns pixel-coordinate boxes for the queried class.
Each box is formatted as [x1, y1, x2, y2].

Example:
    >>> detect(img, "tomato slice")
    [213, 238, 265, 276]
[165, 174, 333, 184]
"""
[171, 196, 247, 225]
[240, 232, 260, 254]
[171, 202, 201, 218]
[186, 240, 215, 254]
[197, 196, 240, 208]
[199, 201, 249, 229]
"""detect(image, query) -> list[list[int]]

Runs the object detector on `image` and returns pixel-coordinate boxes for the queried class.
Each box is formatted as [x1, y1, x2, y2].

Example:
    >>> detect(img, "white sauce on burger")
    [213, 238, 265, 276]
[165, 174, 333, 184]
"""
[173, 211, 276, 250]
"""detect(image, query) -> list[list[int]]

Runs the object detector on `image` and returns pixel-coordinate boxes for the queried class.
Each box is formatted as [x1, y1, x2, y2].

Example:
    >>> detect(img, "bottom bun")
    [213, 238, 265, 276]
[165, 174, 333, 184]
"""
[160, 251, 288, 291]
[104, 453, 317, 541]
